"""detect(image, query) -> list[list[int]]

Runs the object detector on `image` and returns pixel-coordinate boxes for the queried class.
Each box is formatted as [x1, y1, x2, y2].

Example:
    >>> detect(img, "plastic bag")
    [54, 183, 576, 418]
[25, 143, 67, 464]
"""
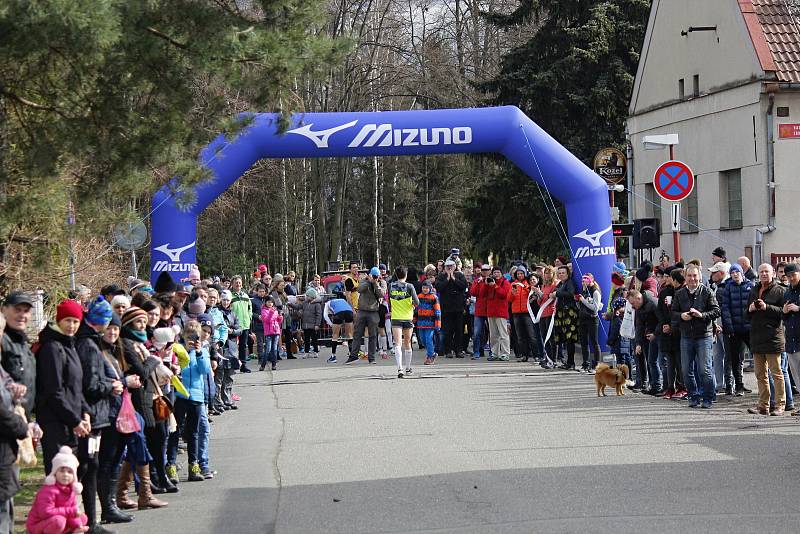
[14, 405, 36, 468]
[620, 301, 636, 340]
[116, 389, 141, 434]
[171, 375, 189, 398]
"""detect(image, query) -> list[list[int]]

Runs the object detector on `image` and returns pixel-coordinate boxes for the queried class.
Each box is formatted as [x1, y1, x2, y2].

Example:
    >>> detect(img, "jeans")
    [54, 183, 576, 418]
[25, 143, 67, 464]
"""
[264, 334, 280, 365]
[661, 338, 683, 392]
[238, 328, 250, 367]
[168, 397, 203, 466]
[0, 497, 12, 534]
[713, 334, 726, 390]
[418, 329, 436, 358]
[578, 318, 601, 368]
[472, 316, 487, 357]
[198, 404, 211, 471]
[253, 328, 266, 361]
[722, 332, 749, 390]
[350, 310, 379, 361]
[441, 311, 464, 356]
[681, 336, 714, 403]
[769, 352, 793, 409]
[644, 336, 662, 391]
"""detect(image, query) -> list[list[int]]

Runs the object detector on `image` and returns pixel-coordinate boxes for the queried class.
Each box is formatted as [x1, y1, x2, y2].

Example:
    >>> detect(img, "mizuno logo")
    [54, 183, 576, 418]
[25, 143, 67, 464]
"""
[286, 121, 472, 149]
[573, 246, 616, 259]
[153, 261, 197, 272]
[573, 226, 612, 247]
[286, 121, 359, 148]
[154, 242, 195, 262]
[348, 125, 472, 148]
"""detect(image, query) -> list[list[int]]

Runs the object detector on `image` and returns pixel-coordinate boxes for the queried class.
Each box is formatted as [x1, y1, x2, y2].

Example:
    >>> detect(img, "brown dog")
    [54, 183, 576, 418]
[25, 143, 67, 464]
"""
[594, 363, 629, 396]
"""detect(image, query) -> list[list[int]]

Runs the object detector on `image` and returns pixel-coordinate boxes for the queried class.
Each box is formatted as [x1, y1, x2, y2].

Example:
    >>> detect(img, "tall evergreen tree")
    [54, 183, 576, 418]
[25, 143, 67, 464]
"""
[469, 0, 650, 262]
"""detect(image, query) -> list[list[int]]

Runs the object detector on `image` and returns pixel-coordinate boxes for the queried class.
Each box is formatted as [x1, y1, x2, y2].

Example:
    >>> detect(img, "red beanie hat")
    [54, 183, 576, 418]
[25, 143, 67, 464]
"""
[56, 299, 83, 322]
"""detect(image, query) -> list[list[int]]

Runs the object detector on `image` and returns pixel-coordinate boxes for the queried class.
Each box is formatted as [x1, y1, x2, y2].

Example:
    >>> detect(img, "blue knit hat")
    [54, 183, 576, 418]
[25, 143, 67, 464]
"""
[86, 296, 113, 327]
[729, 263, 743, 274]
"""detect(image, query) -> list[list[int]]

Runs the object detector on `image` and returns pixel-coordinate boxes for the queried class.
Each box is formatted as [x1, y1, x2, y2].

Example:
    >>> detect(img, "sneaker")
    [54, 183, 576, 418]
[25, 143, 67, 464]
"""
[742, 386, 753, 394]
[701, 400, 713, 409]
[380, 351, 389, 360]
[231, 394, 241, 402]
[271, 364, 276, 371]
[471, 354, 481, 360]
[327, 356, 337, 364]
[673, 389, 688, 399]
[424, 357, 432, 365]
[166, 464, 179, 485]
[202, 469, 216, 480]
[734, 387, 745, 397]
[240, 366, 252, 374]
[397, 369, 404, 378]
[456, 352, 465, 358]
[654, 389, 667, 397]
[688, 399, 701, 408]
[663, 389, 674, 399]
[405, 368, 412, 375]
[445, 352, 454, 359]
[786, 404, 796, 412]
[747, 406, 768, 415]
[542, 360, 555, 369]
[369, 360, 377, 364]
[770, 408, 785, 416]
[345, 356, 359, 365]
[499, 355, 510, 361]
[487, 356, 497, 362]
[188, 463, 204, 482]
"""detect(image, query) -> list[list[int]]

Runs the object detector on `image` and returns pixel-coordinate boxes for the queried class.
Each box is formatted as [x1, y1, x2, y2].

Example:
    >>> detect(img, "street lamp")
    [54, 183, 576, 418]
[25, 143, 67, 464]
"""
[642, 133, 681, 260]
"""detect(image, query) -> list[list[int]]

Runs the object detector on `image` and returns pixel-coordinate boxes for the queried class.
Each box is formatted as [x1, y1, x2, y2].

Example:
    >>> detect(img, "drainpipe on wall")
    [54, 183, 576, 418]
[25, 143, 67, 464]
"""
[625, 125, 635, 267]
[756, 91, 777, 266]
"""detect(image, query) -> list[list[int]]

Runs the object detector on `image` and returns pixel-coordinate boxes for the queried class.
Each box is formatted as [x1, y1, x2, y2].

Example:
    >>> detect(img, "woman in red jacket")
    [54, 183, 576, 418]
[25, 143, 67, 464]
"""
[508, 268, 537, 362]
[481, 267, 511, 361]
[469, 265, 491, 359]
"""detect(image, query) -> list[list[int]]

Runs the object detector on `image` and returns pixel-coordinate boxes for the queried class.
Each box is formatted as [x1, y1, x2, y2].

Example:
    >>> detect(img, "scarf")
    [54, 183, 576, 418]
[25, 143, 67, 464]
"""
[123, 327, 147, 343]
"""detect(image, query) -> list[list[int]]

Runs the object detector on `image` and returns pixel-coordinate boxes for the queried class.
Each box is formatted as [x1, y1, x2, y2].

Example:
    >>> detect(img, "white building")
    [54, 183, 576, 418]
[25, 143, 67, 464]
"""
[627, 0, 800, 266]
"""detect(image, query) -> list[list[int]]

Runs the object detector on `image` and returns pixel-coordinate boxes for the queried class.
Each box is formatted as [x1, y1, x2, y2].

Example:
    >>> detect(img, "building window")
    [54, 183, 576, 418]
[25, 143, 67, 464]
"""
[645, 183, 662, 223]
[693, 74, 700, 97]
[721, 168, 743, 229]
[683, 186, 699, 232]
[679, 78, 685, 99]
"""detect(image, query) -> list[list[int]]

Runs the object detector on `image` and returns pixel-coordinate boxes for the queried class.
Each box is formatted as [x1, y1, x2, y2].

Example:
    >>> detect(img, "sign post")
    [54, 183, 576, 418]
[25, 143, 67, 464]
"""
[653, 160, 694, 262]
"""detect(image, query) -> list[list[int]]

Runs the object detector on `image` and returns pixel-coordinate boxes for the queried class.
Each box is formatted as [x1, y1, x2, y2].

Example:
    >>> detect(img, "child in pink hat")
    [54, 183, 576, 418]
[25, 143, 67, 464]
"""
[26, 446, 88, 533]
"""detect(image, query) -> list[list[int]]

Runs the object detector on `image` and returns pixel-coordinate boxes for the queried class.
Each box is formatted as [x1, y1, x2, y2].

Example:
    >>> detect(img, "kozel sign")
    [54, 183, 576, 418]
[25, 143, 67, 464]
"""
[593, 147, 627, 185]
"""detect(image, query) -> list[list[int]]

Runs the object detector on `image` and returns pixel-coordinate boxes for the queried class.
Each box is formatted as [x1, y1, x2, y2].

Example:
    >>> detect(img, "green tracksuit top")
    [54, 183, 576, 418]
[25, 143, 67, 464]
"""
[231, 290, 253, 330]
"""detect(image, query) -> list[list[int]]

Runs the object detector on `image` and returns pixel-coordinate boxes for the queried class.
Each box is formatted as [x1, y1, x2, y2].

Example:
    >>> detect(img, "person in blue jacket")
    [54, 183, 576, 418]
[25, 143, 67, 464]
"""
[718, 263, 754, 395]
[166, 320, 211, 483]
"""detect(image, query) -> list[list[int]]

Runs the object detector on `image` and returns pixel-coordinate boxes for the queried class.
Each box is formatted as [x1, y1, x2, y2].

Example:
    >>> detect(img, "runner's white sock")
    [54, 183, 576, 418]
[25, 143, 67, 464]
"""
[403, 348, 413, 369]
[394, 345, 403, 370]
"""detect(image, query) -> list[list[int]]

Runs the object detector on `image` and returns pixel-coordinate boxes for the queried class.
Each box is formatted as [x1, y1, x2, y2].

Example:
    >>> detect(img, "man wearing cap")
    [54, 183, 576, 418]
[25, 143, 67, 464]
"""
[718, 263, 754, 396]
[708, 261, 730, 393]
[711, 247, 730, 271]
[1, 292, 36, 417]
[345, 267, 385, 364]
[746, 264, 787, 415]
[435, 259, 468, 358]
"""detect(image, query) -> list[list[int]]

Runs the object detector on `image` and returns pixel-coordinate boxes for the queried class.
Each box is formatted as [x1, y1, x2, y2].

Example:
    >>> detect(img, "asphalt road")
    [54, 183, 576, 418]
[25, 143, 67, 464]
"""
[116, 352, 800, 533]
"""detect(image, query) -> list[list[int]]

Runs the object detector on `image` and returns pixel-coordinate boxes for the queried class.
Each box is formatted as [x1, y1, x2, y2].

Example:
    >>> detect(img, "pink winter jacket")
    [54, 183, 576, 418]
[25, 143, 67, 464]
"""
[261, 306, 283, 336]
[26, 482, 84, 530]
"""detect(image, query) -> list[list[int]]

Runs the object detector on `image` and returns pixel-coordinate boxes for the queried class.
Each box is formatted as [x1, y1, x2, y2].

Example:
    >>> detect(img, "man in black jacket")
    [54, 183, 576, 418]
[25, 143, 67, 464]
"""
[1, 292, 36, 418]
[0, 314, 32, 534]
[745, 264, 787, 416]
[628, 290, 660, 394]
[671, 265, 721, 409]
[435, 260, 468, 358]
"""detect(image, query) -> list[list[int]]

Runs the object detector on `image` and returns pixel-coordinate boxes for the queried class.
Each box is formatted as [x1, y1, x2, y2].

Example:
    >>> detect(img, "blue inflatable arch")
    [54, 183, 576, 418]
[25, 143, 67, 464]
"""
[150, 105, 613, 313]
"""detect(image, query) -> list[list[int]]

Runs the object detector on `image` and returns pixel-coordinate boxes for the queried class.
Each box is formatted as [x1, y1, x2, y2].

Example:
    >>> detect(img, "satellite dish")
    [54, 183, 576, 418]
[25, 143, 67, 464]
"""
[112, 221, 147, 250]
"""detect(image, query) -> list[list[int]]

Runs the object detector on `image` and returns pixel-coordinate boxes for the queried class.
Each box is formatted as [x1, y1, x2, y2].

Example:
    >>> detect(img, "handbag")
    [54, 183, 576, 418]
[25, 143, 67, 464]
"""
[620, 301, 636, 339]
[151, 375, 173, 422]
[116, 389, 141, 434]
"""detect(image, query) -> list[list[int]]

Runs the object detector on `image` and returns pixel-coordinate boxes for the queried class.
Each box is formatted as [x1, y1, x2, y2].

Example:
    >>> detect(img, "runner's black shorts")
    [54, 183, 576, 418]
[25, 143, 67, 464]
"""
[332, 311, 354, 325]
[378, 304, 388, 324]
[391, 319, 414, 329]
